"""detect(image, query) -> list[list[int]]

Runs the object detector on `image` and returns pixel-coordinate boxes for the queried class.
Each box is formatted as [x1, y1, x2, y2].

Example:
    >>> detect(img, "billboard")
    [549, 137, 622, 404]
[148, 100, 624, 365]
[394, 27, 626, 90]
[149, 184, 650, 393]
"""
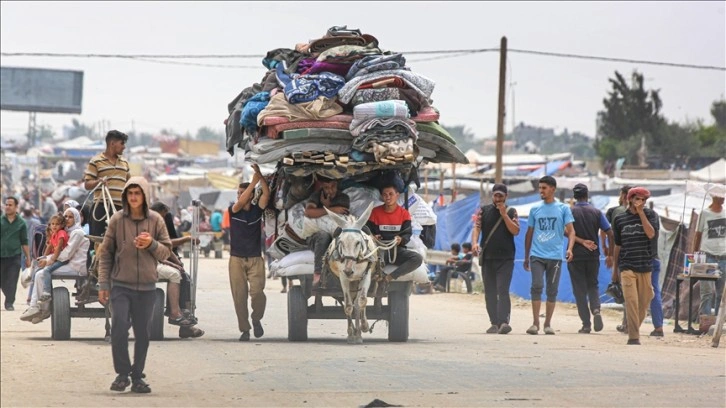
[0, 66, 83, 114]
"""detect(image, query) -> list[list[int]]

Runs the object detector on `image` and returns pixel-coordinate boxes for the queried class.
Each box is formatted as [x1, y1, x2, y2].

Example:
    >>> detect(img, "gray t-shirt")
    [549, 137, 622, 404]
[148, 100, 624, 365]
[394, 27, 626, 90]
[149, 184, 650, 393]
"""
[697, 207, 726, 255]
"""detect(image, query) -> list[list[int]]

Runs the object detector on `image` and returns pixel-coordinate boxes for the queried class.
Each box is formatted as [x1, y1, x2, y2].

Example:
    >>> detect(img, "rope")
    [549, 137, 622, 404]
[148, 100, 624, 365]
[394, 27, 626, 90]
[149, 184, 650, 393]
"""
[91, 184, 117, 224]
[374, 238, 399, 265]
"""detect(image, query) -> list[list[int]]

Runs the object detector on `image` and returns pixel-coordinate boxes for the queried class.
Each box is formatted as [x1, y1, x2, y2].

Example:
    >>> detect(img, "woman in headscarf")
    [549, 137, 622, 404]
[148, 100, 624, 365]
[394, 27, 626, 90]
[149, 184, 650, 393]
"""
[19, 207, 90, 323]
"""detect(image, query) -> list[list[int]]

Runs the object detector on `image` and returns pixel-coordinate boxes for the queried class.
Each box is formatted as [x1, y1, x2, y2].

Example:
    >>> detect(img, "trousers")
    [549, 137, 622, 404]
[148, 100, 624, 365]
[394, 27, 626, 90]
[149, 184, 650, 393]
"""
[229, 256, 266, 332]
[110, 286, 156, 380]
[621, 270, 654, 341]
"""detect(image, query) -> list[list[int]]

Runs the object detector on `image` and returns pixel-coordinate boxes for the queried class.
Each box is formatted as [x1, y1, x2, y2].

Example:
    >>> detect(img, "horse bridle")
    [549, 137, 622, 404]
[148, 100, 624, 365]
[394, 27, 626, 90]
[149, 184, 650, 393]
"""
[332, 228, 376, 277]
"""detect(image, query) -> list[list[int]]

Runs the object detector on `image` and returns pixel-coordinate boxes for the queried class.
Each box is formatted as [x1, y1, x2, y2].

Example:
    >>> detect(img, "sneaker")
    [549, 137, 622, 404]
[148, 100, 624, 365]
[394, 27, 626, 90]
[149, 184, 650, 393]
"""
[649, 329, 664, 337]
[578, 326, 591, 334]
[486, 325, 499, 334]
[281, 287, 287, 293]
[616, 324, 627, 333]
[543, 326, 555, 335]
[5, 303, 14, 311]
[39, 292, 52, 303]
[526, 325, 539, 335]
[19, 306, 40, 321]
[239, 331, 250, 341]
[32, 309, 51, 324]
[593, 313, 604, 332]
[498, 323, 512, 335]
[252, 320, 264, 338]
[627, 338, 641, 345]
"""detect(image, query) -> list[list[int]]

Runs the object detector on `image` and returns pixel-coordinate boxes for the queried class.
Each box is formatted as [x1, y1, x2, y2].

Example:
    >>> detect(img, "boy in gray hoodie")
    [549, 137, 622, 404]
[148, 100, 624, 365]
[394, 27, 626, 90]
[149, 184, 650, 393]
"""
[98, 176, 171, 394]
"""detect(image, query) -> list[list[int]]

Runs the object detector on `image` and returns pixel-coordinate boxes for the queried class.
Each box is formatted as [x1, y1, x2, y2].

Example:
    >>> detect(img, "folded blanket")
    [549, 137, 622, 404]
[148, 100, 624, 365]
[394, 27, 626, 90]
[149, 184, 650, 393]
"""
[415, 121, 456, 144]
[350, 117, 418, 139]
[262, 114, 353, 126]
[264, 120, 351, 139]
[316, 44, 381, 62]
[414, 106, 440, 122]
[257, 93, 343, 127]
[308, 35, 368, 54]
[351, 100, 409, 127]
[299, 60, 352, 77]
[345, 53, 407, 81]
[351, 87, 429, 114]
[338, 69, 436, 104]
[276, 64, 346, 104]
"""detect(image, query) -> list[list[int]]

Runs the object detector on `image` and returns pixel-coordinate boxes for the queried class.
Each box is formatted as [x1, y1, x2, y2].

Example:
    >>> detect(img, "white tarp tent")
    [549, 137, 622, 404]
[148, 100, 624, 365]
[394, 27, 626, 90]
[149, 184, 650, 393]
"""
[689, 158, 726, 183]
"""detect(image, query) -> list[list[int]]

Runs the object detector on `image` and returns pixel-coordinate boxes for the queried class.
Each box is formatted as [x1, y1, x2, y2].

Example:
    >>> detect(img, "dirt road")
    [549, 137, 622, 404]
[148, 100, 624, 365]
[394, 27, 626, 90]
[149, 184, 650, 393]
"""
[1, 257, 724, 407]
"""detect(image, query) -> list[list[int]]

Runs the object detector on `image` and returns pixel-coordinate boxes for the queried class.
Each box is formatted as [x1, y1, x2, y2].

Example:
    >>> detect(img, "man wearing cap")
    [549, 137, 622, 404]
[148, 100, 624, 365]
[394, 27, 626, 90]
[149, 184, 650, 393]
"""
[605, 185, 631, 333]
[472, 183, 520, 335]
[304, 175, 350, 289]
[568, 183, 614, 334]
[612, 186, 658, 345]
[694, 193, 726, 318]
[524, 176, 576, 335]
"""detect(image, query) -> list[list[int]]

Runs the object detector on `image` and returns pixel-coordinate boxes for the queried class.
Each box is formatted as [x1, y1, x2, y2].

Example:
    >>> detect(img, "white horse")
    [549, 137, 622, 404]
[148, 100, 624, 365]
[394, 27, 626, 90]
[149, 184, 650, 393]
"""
[324, 203, 378, 344]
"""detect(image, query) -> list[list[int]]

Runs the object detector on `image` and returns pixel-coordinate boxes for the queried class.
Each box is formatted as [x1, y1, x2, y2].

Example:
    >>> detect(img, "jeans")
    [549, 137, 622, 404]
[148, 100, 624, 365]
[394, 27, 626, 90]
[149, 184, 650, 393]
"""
[529, 257, 562, 302]
[382, 247, 423, 279]
[110, 286, 156, 380]
[650, 259, 663, 328]
[0, 255, 21, 306]
[483, 259, 514, 326]
[568, 259, 601, 328]
[698, 255, 726, 316]
[40, 261, 68, 294]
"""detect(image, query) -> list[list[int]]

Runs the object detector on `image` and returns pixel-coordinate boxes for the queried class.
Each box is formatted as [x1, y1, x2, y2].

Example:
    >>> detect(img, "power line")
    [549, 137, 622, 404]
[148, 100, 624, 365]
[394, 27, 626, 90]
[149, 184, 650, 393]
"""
[1, 48, 724, 71]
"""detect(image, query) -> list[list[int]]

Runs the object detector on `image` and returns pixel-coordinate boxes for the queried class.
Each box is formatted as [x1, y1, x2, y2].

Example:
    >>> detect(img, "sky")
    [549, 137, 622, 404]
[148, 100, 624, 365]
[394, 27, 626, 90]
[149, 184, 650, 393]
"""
[1, 1, 724, 147]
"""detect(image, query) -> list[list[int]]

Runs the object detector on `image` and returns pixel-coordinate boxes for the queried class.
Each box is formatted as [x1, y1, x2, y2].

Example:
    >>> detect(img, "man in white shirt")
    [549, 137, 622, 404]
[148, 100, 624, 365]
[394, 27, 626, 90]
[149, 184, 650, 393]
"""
[694, 194, 726, 317]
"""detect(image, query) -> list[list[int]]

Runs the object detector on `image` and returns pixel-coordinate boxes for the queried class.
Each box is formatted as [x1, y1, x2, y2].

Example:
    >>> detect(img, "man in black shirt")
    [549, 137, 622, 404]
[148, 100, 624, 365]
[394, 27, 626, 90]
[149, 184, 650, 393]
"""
[304, 176, 350, 289]
[612, 187, 658, 345]
[568, 184, 614, 334]
[471, 184, 520, 335]
[229, 164, 270, 341]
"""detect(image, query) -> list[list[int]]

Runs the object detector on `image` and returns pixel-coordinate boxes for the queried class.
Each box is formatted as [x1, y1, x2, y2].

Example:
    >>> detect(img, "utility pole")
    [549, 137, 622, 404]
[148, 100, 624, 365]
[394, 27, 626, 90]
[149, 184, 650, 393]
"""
[495, 36, 508, 184]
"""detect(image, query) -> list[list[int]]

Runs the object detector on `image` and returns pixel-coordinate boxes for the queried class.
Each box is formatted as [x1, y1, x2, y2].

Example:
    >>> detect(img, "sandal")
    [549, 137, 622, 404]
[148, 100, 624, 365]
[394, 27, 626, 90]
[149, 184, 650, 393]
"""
[110, 374, 130, 392]
[168, 315, 194, 327]
[130, 379, 151, 394]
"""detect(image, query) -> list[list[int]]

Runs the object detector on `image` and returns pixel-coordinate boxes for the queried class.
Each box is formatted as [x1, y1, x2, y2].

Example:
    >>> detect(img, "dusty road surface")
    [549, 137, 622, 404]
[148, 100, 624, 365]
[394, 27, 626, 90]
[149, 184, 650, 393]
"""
[2, 256, 725, 408]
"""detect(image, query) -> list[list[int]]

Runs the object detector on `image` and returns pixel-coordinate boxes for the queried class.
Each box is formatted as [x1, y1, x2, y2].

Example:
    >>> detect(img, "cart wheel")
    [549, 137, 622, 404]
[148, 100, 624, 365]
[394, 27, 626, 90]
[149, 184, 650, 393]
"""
[51, 287, 71, 340]
[287, 286, 308, 341]
[150, 288, 165, 341]
[388, 286, 409, 342]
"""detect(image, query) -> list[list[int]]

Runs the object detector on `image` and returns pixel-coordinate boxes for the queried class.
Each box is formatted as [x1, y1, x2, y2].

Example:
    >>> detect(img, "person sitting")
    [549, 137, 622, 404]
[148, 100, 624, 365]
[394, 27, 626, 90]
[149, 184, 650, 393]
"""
[433, 243, 462, 291]
[303, 176, 350, 289]
[450, 242, 475, 293]
[150, 201, 204, 338]
[366, 184, 423, 282]
[36, 213, 70, 302]
[20, 207, 89, 323]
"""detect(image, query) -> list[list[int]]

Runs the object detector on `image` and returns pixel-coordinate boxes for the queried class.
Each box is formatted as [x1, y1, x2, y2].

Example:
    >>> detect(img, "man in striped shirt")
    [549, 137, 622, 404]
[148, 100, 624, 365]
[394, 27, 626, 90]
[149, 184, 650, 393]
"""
[84, 130, 130, 240]
[612, 187, 659, 345]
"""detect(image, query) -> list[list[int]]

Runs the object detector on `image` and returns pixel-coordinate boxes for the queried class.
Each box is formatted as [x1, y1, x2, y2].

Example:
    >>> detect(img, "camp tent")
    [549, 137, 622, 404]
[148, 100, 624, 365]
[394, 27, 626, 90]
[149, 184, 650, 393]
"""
[689, 158, 726, 183]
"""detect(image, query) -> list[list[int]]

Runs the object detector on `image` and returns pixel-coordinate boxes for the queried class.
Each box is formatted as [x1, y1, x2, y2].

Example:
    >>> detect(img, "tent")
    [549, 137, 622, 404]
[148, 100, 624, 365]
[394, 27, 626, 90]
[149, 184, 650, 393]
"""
[689, 158, 726, 183]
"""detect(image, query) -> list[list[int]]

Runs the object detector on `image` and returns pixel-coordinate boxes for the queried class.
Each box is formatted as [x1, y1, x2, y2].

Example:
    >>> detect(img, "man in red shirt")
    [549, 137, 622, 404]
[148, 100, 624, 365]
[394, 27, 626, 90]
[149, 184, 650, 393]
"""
[366, 184, 423, 282]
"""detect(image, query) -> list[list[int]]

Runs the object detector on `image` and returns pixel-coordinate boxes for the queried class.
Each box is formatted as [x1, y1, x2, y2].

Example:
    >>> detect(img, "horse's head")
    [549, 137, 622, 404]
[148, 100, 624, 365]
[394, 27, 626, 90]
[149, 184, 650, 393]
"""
[325, 203, 377, 278]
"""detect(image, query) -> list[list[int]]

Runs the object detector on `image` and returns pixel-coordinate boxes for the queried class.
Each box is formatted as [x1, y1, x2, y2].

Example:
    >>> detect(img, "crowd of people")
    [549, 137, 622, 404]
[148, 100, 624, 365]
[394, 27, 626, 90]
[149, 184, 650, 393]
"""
[2, 130, 725, 395]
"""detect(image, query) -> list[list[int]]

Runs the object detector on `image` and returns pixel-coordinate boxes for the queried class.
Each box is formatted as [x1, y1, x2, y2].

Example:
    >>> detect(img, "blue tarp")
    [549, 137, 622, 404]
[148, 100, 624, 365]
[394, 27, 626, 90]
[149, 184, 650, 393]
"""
[433, 194, 612, 303]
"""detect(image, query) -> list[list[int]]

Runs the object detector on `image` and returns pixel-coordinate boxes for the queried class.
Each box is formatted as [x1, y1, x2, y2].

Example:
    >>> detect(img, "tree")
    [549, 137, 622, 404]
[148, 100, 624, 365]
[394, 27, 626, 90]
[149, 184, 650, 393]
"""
[711, 100, 726, 129]
[596, 70, 664, 160]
